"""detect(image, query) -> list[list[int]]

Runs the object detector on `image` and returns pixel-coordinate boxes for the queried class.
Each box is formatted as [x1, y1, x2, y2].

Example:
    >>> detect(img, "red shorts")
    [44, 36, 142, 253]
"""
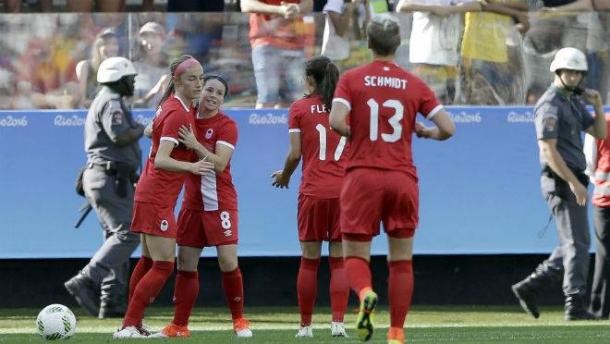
[177, 208, 239, 248]
[340, 168, 418, 238]
[131, 201, 177, 238]
[298, 194, 342, 242]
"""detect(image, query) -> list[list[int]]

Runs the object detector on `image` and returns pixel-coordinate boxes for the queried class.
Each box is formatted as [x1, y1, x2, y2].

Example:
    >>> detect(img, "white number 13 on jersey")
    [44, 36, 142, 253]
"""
[367, 98, 404, 143]
[316, 123, 347, 161]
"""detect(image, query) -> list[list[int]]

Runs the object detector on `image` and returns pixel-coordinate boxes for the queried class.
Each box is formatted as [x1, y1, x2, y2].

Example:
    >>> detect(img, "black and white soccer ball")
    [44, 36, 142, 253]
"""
[36, 304, 77, 340]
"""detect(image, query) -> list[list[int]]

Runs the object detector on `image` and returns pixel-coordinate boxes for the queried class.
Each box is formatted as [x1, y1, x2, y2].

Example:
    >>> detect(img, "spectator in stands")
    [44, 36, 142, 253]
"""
[395, 0, 483, 104]
[523, 0, 588, 103]
[241, 0, 313, 109]
[459, 0, 529, 105]
[133, 21, 169, 109]
[75, 28, 120, 108]
[2, 0, 51, 12]
[321, 0, 351, 62]
[66, 0, 125, 12]
[540, 0, 609, 103]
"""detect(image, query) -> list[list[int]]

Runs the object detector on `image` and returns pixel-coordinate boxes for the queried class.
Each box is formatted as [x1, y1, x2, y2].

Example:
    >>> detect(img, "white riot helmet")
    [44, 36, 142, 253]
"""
[549, 47, 588, 73]
[97, 57, 137, 83]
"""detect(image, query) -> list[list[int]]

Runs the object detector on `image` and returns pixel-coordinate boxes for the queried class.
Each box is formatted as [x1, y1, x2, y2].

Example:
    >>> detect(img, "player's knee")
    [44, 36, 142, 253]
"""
[300, 242, 322, 259]
[176, 255, 198, 272]
[218, 254, 238, 272]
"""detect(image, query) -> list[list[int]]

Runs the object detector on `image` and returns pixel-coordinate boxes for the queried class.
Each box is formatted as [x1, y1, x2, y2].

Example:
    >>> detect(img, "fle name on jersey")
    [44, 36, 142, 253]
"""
[310, 104, 327, 114]
[364, 75, 407, 90]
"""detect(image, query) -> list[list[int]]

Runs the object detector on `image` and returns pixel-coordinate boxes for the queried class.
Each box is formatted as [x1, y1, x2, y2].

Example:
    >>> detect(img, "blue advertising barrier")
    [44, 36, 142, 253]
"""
[0, 107, 607, 258]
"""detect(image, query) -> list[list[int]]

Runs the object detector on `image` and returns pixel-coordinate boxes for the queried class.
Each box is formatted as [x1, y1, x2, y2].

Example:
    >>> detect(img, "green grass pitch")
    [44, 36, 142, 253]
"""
[1, 305, 609, 343]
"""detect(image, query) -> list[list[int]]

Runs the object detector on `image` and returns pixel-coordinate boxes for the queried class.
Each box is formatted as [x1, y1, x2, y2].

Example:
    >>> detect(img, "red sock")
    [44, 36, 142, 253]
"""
[345, 256, 372, 298]
[388, 260, 413, 328]
[172, 270, 199, 327]
[123, 260, 174, 327]
[297, 257, 320, 326]
[328, 256, 349, 322]
[222, 268, 245, 321]
[129, 256, 153, 302]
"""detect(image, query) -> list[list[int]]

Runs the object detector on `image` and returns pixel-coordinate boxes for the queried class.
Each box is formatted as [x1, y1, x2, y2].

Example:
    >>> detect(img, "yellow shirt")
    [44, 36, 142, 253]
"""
[461, 5, 516, 63]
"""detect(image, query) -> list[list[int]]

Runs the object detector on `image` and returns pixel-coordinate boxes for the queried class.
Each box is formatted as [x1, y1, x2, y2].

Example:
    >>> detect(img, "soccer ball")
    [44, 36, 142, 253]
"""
[36, 304, 77, 340]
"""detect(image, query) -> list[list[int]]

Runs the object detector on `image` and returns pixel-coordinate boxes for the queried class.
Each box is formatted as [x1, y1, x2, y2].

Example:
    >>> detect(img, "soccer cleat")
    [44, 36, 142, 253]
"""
[356, 290, 378, 341]
[330, 321, 348, 337]
[295, 325, 313, 338]
[64, 272, 99, 317]
[148, 323, 191, 338]
[233, 318, 253, 338]
[387, 327, 405, 344]
[112, 326, 149, 339]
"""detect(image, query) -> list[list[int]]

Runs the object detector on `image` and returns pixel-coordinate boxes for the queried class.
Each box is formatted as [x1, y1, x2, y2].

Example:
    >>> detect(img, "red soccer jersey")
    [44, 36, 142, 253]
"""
[289, 95, 347, 199]
[333, 60, 443, 178]
[183, 111, 239, 211]
[135, 94, 196, 206]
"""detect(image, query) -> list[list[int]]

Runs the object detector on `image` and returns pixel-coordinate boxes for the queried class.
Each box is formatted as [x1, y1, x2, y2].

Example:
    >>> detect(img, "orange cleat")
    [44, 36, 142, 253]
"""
[233, 318, 253, 337]
[149, 322, 191, 338]
[387, 327, 405, 344]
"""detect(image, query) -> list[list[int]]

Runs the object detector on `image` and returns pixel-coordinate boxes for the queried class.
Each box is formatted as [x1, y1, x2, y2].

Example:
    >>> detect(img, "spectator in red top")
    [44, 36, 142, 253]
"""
[241, 0, 313, 109]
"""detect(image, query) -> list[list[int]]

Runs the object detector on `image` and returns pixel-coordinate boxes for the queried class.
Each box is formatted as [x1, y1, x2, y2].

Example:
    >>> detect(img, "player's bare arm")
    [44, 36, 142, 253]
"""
[328, 101, 350, 137]
[272, 132, 301, 188]
[154, 140, 214, 175]
[538, 138, 587, 206]
[584, 89, 607, 140]
[414, 110, 455, 140]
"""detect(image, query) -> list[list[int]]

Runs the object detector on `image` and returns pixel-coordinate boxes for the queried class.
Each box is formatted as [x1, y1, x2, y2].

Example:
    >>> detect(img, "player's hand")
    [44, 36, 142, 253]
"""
[583, 89, 603, 107]
[190, 158, 214, 175]
[569, 181, 587, 206]
[414, 122, 433, 138]
[178, 125, 199, 150]
[271, 170, 290, 188]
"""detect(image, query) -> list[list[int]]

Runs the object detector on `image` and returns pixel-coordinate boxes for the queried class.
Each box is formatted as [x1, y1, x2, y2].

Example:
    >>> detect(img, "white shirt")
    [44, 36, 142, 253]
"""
[408, 0, 463, 66]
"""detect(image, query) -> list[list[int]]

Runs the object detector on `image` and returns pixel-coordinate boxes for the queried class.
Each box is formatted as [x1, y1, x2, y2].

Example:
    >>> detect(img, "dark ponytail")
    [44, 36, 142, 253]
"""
[305, 56, 339, 111]
[157, 54, 196, 108]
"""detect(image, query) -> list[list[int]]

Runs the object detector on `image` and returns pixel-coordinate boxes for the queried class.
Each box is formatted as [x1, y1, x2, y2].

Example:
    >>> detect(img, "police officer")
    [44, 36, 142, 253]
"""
[512, 47, 606, 320]
[65, 57, 144, 319]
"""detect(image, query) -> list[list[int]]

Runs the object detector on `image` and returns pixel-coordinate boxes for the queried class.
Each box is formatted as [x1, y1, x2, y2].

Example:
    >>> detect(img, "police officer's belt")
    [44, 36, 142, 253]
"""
[88, 161, 138, 197]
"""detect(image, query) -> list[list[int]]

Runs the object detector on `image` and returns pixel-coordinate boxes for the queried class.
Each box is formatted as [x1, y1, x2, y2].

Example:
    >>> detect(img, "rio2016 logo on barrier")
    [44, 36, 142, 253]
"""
[0, 115, 28, 127]
[248, 113, 287, 125]
[507, 111, 535, 123]
[447, 111, 482, 123]
[54, 115, 85, 127]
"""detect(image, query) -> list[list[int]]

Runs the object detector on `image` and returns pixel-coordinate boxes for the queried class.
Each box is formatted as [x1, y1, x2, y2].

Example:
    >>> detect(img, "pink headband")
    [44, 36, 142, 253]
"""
[173, 58, 201, 77]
